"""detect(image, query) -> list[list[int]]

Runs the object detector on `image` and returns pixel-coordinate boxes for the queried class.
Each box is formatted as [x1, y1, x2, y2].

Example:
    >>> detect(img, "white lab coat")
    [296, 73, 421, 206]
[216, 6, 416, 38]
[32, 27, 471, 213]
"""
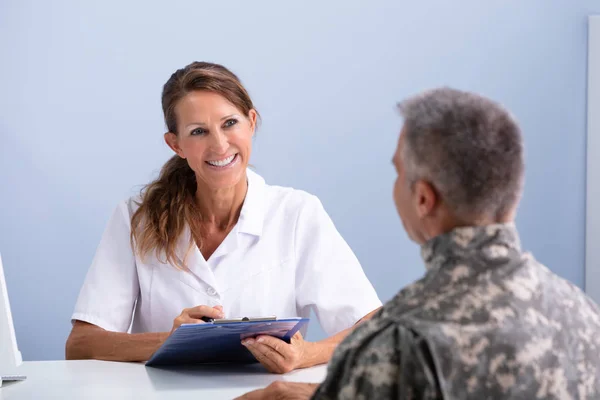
[72, 169, 381, 336]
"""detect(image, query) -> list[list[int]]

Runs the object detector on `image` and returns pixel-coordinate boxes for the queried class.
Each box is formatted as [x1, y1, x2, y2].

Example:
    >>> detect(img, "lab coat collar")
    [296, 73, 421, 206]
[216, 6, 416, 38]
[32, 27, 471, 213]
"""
[236, 168, 265, 237]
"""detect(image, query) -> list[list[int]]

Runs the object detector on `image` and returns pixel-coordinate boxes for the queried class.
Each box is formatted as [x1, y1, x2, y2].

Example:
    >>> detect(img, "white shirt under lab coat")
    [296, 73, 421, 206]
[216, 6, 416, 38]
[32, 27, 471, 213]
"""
[72, 169, 381, 336]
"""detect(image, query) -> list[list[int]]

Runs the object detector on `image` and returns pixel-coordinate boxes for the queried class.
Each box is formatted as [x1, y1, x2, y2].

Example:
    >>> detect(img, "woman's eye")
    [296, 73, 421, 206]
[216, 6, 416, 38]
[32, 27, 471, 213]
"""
[191, 128, 206, 136]
[224, 119, 238, 128]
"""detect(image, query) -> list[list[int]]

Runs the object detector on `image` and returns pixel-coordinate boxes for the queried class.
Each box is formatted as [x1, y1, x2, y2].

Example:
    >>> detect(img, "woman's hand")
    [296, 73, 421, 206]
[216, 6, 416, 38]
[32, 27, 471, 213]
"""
[170, 305, 224, 334]
[241, 332, 312, 374]
[241, 308, 382, 373]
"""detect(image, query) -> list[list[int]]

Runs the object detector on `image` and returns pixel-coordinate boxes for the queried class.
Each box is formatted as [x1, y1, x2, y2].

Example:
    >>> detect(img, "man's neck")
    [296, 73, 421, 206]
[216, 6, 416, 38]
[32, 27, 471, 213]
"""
[422, 208, 515, 243]
[420, 222, 521, 271]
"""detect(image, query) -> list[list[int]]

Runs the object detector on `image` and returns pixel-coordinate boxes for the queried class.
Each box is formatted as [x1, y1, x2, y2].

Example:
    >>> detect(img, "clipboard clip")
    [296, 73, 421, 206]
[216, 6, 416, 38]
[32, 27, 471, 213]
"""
[201, 316, 278, 324]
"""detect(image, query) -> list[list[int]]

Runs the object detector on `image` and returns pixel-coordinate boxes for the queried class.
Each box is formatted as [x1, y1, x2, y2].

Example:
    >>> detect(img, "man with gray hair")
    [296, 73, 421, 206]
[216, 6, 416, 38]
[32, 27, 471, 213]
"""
[237, 88, 600, 399]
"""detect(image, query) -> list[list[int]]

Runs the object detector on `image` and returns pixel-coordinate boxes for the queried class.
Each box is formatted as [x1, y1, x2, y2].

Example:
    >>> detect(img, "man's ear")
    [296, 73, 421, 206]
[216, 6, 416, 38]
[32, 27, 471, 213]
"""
[164, 132, 185, 158]
[413, 180, 438, 219]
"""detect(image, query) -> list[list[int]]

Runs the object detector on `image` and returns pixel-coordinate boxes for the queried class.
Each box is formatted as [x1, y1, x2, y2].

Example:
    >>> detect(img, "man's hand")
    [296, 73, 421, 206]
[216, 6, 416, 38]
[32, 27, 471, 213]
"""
[234, 381, 319, 400]
[242, 332, 311, 374]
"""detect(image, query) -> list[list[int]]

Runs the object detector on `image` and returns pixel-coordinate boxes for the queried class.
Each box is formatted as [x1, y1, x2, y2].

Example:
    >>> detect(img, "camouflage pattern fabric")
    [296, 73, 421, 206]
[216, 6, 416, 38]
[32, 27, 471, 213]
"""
[312, 224, 600, 399]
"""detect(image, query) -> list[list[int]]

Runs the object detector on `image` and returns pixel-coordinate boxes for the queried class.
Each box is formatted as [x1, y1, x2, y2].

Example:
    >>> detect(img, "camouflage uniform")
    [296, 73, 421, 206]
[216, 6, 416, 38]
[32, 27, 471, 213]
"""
[312, 224, 600, 399]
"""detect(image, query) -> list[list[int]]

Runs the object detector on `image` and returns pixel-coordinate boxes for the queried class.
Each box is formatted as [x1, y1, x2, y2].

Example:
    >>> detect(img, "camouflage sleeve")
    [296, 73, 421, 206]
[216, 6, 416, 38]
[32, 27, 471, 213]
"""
[311, 323, 442, 400]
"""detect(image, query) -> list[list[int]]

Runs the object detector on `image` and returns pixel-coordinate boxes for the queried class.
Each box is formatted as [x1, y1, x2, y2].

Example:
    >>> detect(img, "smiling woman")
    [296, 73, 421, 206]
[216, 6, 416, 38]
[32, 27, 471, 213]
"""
[65, 61, 382, 373]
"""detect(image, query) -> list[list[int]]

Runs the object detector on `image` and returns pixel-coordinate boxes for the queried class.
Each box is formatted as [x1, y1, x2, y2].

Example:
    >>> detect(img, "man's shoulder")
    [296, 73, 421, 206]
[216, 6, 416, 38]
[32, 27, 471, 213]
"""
[314, 314, 441, 400]
[526, 254, 600, 330]
[329, 308, 432, 370]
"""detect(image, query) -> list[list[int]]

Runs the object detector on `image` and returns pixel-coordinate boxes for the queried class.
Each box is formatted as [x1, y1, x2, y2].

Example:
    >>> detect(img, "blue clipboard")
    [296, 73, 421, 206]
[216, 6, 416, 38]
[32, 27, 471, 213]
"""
[146, 317, 309, 367]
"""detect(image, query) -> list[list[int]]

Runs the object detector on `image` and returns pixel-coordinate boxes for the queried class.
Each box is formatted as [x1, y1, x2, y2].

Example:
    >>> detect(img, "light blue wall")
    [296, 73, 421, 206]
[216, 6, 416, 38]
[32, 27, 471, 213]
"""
[1, 0, 598, 361]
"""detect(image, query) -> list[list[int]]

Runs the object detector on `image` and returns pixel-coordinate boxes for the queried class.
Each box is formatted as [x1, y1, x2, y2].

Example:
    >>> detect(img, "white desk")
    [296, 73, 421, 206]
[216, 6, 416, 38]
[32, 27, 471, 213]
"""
[0, 360, 328, 399]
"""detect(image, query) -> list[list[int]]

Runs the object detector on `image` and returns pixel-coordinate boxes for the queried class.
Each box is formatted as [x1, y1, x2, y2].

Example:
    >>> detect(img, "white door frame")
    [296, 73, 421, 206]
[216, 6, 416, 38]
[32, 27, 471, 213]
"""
[585, 15, 600, 304]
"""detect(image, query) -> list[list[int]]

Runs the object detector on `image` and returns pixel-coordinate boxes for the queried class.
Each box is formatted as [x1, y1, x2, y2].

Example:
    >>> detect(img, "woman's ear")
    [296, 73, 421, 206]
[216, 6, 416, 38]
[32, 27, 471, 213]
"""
[164, 132, 185, 158]
[248, 109, 258, 135]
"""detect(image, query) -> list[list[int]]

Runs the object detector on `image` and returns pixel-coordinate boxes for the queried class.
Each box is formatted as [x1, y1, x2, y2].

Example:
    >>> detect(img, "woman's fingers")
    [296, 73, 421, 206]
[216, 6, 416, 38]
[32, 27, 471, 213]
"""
[186, 305, 225, 319]
[171, 305, 225, 333]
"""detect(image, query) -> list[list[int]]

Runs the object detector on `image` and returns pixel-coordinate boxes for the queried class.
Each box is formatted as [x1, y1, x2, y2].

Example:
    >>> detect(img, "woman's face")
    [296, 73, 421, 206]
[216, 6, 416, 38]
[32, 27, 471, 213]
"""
[165, 91, 256, 190]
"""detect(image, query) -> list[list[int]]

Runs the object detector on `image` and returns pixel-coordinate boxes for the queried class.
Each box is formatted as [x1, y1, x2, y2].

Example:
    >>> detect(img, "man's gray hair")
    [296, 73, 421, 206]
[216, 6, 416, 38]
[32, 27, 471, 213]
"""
[398, 87, 524, 221]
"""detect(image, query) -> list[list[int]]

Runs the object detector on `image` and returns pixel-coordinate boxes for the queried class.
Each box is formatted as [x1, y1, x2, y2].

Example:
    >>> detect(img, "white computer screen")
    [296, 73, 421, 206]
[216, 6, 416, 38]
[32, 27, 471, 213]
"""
[0, 253, 22, 371]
